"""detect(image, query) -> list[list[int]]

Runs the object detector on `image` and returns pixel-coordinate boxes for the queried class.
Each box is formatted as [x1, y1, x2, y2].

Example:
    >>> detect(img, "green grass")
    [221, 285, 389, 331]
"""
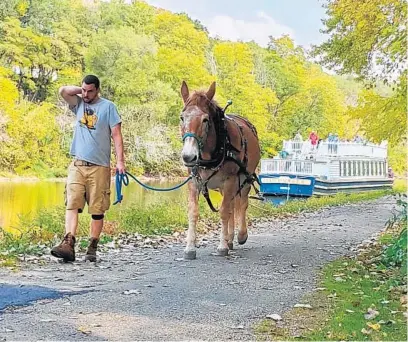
[107, 200, 189, 236]
[306, 258, 407, 340]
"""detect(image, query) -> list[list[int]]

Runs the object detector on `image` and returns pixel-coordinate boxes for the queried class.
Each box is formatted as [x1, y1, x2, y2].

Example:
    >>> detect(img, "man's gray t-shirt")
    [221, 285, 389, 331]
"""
[70, 97, 121, 167]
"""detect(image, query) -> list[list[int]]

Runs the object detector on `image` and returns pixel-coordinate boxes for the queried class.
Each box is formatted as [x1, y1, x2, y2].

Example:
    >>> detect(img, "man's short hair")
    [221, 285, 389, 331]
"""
[82, 75, 100, 89]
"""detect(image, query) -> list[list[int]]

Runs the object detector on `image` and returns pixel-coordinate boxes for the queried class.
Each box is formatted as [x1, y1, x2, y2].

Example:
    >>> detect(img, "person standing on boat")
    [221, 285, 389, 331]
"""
[309, 131, 319, 151]
[294, 131, 303, 141]
[293, 131, 303, 154]
[51, 75, 125, 263]
[388, 167, 394, 179]
[327, 133, 334, 153]
[333, 133, 339, 154]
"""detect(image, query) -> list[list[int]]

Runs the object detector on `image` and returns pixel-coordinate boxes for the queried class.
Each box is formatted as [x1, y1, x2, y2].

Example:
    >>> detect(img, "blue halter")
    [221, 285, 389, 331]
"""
[182, 132, 204, 151]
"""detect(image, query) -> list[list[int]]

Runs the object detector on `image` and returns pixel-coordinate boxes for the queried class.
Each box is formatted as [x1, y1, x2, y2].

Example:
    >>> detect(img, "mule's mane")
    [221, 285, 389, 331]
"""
[185, 91, 222, 117]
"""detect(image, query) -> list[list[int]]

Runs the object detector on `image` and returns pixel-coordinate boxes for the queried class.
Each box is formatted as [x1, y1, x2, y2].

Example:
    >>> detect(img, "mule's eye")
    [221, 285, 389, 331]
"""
[180, 116, 184, 122]
[203, 118, 209, 124]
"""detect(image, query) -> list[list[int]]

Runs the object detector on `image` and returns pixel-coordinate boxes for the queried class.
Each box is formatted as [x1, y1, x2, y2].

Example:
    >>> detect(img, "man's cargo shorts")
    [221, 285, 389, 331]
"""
[65, 160, 111, 214]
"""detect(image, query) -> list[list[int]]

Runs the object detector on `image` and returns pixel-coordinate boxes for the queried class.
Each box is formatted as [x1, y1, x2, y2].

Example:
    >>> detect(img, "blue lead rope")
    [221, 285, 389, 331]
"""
[113, 171, 192, 205]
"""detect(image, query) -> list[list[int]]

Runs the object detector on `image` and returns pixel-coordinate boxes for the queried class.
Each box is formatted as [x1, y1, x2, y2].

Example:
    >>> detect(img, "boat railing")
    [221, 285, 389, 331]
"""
[316, 141, 387, 158]
[283, 140, 304, 154]
[260, 159, 314, 175]
[260, 158, 389, 180]
[282, 140, 387, 158]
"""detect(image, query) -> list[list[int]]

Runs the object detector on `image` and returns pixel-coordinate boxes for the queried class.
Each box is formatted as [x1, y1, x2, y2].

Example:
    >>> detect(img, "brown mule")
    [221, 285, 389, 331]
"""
[180, 81, 261, 259]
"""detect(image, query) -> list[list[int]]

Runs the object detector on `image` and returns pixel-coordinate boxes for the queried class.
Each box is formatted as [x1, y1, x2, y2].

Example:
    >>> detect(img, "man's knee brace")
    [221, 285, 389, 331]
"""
[91, 214, 104, 220]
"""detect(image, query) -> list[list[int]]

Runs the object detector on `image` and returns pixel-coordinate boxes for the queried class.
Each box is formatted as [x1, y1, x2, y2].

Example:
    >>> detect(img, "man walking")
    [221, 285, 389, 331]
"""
[51, 75, 125, 262]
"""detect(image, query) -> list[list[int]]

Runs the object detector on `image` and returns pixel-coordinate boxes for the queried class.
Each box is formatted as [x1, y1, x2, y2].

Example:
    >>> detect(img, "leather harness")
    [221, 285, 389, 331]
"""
[183, 105, 260, 212]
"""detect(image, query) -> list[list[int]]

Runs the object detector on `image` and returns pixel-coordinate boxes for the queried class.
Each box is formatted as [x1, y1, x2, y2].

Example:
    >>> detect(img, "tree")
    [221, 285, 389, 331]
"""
[154, 11, 211, 90]
[96, 0, 155, 35]
[213, 42, 279, 154]
[0, 18, 82, 101]
[0, 67, 18, 144]
[314, 0, 407, 83]
[85, 27, 176, 118]
[350, 72, 407, 145]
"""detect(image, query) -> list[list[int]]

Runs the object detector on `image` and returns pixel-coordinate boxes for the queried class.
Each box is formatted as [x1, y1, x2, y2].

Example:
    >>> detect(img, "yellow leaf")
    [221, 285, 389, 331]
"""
[77, 326, 92, 335]
[367, 322, 381, 331]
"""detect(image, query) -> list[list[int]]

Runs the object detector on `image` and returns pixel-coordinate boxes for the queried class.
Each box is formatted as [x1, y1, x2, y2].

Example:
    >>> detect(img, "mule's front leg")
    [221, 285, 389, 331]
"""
[217, 179, 235, 256]
[237, 187, 250, 245]
[227, 198, 235, 250]
[184, 181, 199, 260]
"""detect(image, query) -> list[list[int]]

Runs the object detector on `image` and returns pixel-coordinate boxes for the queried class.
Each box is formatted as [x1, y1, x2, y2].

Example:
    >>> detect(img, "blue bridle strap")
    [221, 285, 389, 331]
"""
[182, 132, 203, 150]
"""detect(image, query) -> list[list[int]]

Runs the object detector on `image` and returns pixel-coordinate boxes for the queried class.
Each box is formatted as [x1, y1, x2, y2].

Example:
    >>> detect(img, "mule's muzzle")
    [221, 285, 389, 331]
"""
[182, 153, 198, 166]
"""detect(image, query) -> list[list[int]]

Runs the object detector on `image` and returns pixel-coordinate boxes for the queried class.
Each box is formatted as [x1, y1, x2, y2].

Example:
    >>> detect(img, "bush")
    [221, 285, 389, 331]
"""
[382, 194, 407, 273]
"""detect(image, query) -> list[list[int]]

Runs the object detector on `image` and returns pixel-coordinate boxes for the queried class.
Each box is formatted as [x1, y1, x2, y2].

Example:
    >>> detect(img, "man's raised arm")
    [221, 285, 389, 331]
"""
[59, 86, 82, 108]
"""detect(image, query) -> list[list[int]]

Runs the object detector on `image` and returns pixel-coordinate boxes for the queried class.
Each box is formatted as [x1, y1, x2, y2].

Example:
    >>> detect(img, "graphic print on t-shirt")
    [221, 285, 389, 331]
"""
[79, 106, 98, 130]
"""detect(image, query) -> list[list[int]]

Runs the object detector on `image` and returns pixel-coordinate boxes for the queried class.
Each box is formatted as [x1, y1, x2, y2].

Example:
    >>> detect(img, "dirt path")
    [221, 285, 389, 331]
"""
[0, 197, 396, 341]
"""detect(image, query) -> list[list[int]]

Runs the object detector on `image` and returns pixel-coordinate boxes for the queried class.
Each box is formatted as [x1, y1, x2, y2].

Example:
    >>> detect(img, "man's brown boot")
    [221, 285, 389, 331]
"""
[84, 238, 99, 262]
[51, 233, 76, 262]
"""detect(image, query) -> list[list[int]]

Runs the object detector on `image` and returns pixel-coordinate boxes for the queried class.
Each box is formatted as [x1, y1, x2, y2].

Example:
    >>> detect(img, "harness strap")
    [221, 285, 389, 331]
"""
[192, 166, 220, 213]
[202, 186, 219, 212]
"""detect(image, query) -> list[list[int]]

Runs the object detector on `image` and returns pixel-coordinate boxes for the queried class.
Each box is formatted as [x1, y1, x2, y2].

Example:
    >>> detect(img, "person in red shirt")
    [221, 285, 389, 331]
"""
[309, 131, 319, 150]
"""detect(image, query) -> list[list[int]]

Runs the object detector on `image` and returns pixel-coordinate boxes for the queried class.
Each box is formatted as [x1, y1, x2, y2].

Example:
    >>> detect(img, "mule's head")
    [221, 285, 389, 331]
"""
[179, 81, 217, 166]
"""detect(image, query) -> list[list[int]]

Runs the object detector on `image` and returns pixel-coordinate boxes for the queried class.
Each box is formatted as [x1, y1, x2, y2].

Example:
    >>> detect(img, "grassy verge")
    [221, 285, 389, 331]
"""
[0, 188, 398, 266]
[392, 178, 407, 194]
[255, 194, 407, 341]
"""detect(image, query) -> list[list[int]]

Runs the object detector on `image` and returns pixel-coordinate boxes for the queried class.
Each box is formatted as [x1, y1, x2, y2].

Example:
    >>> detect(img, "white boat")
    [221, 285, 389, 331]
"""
[259, 139, 393, 196]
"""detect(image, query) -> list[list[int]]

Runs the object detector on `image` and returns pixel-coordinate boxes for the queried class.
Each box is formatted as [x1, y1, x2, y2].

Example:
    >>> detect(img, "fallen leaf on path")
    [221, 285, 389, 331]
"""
[367, 322, 381, 331]
[294, 304, 312, 309]
[77, 326, 92, 335]
[364, 308, 379, 320]
[123, 289, 141, 295]
[361, 328, 371, 335]
[229, 325, 244, 330]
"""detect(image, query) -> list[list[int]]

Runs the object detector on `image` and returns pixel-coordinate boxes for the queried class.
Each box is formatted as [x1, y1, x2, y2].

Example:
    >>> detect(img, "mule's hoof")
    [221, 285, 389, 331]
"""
[227, 242, 234, 250]
[238, 234, 248, 245]
[184, 250, 196, 260]
[217, 248, 229, 257]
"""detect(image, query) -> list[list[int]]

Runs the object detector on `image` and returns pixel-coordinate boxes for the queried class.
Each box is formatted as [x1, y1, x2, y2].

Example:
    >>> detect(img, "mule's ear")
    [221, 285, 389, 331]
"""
[181, 81, 189, 104]
[206, 81, 216, 101]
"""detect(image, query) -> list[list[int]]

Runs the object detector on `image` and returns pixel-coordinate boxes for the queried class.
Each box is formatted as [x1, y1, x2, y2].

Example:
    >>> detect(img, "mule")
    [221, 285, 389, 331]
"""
[180, 81, 261, 259]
